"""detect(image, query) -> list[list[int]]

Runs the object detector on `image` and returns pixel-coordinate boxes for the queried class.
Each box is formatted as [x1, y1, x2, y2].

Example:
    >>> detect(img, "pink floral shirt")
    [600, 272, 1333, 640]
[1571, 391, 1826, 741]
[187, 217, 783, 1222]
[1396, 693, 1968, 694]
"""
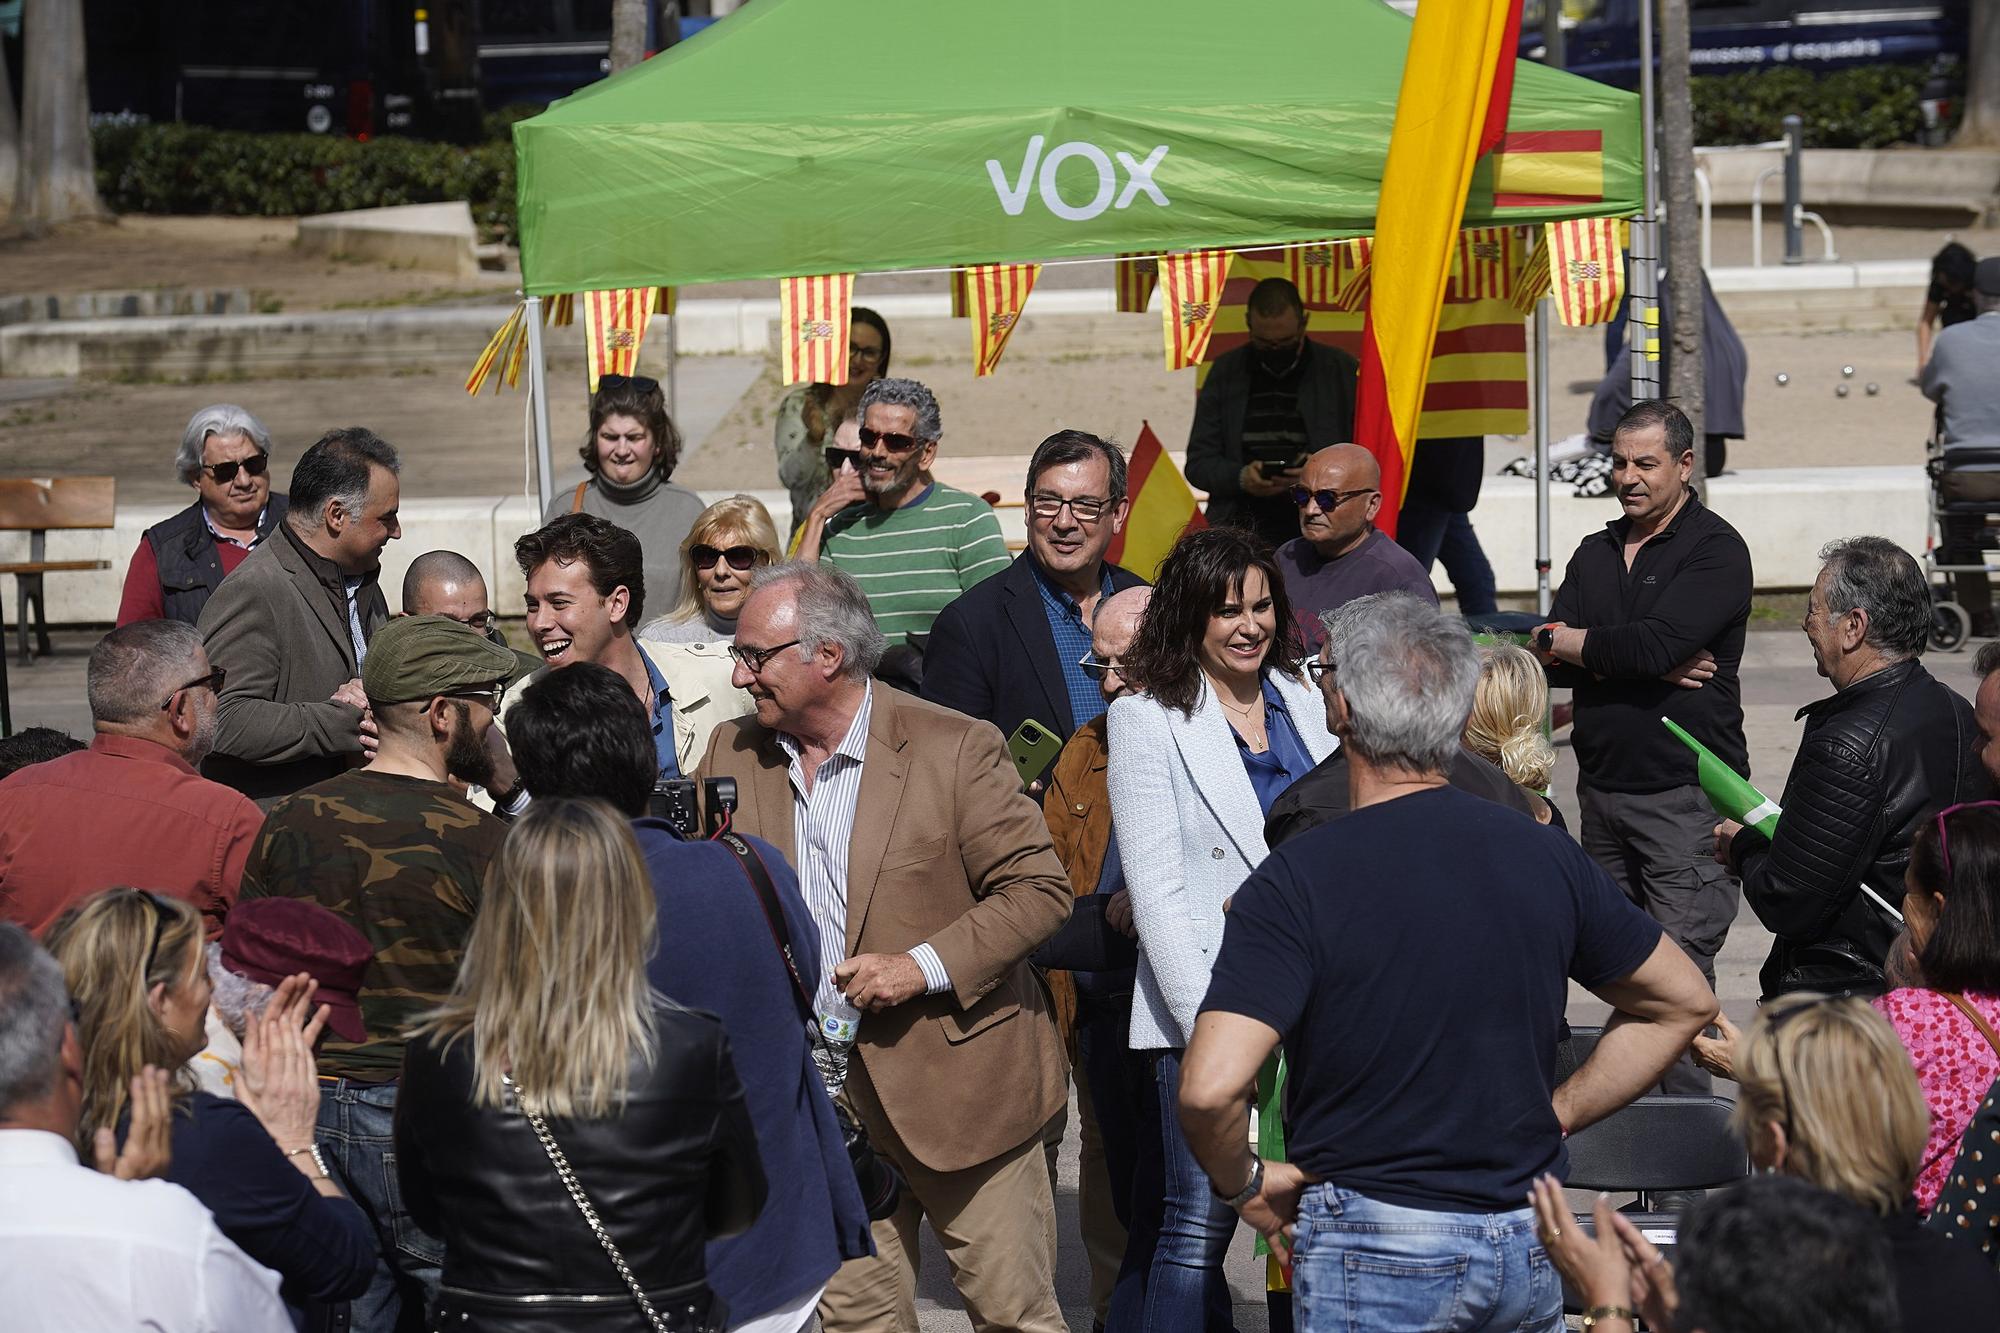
[1875, 986, 2000, 1210]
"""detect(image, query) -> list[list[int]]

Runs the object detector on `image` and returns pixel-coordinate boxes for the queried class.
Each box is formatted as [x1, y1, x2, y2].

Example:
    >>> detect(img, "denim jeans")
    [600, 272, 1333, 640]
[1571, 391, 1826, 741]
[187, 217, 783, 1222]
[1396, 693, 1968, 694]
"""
[316, 1077, 442, 1333]
[1291, 1185, 1559, 1333]
[1105, 1048, 1237, 1333]
[1394, 503, 1498, 616]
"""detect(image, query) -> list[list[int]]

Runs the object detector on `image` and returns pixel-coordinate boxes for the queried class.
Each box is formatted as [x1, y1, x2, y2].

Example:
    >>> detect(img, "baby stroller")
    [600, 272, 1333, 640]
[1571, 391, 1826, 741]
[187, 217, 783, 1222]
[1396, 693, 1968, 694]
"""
[1923, 412, 2000, 652]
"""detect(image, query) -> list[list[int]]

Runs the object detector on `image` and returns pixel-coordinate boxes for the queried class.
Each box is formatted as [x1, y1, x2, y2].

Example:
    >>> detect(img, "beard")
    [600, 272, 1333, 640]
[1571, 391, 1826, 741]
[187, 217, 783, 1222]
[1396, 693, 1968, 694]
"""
[445, 702, 497, 790]
[187, 701, 219, 767]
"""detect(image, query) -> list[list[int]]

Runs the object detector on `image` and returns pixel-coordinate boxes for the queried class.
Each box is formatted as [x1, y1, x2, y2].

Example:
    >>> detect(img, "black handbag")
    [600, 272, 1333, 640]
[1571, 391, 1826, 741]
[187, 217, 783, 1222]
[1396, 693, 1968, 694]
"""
[713, 831, 904, 1221]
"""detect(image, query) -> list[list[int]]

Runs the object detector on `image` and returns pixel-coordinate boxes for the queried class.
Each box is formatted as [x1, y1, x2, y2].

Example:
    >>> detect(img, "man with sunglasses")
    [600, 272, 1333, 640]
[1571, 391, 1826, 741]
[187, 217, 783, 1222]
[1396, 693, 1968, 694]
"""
[795, 377, 1010, 646]
[1274, 443, 1437, 652]
[117, 403, 289, 629]
[0, 619, 262, 939]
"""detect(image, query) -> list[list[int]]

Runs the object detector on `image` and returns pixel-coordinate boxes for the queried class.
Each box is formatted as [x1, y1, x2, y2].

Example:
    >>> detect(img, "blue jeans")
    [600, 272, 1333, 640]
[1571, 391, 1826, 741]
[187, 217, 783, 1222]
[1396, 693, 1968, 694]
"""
[317, 1078, 442, 1333]
[1291, 1186, 1559, 1333]
[1395, 503, 1498, 616]
[1106, 1049, 1237, 1333]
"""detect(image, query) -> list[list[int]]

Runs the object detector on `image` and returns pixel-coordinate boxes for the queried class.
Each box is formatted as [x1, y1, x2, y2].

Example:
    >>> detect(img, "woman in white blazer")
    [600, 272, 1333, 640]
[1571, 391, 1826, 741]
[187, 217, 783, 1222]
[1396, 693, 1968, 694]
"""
[1104, 527, 1337, 1333]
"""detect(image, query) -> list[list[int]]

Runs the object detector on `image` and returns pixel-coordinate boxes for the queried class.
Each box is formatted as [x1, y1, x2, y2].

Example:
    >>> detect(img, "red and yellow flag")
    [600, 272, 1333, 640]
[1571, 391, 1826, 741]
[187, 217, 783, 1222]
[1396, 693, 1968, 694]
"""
[1511, 229, 1553, 315]
[1104, 422, 1206, 582]
[1159, 250, 1234, 371]
[465, 302, 527, 396]
[544, 293, 576, 327]
[1547, 217, 1627, 326]
[1491, 131, 1607, 210]
[1452, 227, 1521, 302]
[1331, 237, 1374, 313]
[1352, 0, 1525, 537]
[581, 288, 655, 392]
[779, 274, 855, 386]
[1287, 241, 1346, 308]
[1115, 253, 1160, 314]
[965, 262, 1040, 377]
[949, 268, 971, 319]
[653, 287, 677, 316]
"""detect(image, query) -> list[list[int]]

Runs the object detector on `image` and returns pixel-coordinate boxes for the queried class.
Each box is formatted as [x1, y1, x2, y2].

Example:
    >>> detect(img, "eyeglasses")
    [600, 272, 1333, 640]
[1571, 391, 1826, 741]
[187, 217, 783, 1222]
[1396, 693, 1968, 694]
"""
[129, 889, 175, 984]
[1934, 799, 2000, 880]
[850, 343, 885, 364]
[439, 609, 499, 635]
[692, 544, 763, 572]
[198, 453, 269, 485]
[595, 373, 661, 396]
[446, 684, 505, 713]
[858, 426, 927, 453]
[1030, 494, 1114, 524]
[1761, 993, 1847, 1138]
[824, 446, 860, 473]
[1078, 651, 1127, 683]
[729, 639, 802, 673]
[1290, 485, 1377, 512]
[1304, 657, 1336, 687]
[159, 666, 226, 711]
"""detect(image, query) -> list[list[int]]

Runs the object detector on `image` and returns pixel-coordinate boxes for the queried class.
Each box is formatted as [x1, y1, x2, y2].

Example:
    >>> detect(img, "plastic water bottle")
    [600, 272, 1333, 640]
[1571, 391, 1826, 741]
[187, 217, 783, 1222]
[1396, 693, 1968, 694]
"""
[813, 989, 862, 1094]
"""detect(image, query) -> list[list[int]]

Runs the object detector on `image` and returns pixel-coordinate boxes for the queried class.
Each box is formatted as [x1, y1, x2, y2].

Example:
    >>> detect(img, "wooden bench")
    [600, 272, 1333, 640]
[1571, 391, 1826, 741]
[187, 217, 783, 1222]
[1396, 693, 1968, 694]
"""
[0, 477, 116, 734]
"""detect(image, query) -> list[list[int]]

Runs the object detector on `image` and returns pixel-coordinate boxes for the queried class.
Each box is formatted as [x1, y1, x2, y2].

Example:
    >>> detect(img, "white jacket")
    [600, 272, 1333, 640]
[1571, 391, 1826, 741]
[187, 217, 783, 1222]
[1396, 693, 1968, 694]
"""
[1107, 671, 1338, 1050]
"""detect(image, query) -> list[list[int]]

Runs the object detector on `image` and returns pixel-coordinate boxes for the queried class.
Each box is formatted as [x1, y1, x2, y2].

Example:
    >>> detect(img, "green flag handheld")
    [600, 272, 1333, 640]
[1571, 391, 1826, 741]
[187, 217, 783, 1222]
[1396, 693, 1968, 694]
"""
[1661, 716, 1780, 839]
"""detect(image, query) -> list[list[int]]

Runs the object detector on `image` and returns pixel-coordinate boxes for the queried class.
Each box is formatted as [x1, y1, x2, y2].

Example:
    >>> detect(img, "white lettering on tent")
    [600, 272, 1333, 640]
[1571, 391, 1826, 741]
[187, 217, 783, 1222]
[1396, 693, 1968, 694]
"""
[987, 136, 1047, 217]
[986, 137, 1172, 221]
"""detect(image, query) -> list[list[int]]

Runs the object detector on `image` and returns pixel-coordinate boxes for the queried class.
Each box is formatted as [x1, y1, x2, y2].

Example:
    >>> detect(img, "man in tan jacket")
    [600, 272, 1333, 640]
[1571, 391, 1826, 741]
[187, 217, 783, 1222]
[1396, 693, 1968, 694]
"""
[698, 561, 1071, 1333]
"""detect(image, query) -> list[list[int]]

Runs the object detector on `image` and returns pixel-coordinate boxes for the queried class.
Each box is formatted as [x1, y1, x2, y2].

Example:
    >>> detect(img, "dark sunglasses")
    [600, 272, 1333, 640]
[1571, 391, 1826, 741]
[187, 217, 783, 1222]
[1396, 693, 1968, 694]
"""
[596, 373, 661, 396]
[1762, 993, 1849, 1137]
[159, 666, 226, 711]
[691, 544, 763, 572]
[199, 453, 269, 485]
[858, 426, 927, 453]
[1290, 485, 1377, 512]
[1078, 652, 1126, 683]
[130, 888, 175, 984]
[824, 446, 861, 473]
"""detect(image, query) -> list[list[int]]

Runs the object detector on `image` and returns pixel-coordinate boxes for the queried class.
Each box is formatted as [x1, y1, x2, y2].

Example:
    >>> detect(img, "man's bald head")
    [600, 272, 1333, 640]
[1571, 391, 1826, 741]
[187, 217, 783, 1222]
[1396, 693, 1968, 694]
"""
[1297, 444, 1384, 557]
[1092, 586, 1152, 702]
[1302, 444, 1380, 491]
[402, 550, 492, 629]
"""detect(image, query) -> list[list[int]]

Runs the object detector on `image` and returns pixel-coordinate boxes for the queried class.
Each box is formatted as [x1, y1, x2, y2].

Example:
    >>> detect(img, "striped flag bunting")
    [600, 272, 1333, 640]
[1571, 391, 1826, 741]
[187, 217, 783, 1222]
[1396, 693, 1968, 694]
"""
[1287, 241, 1346, 308]
[1452, 227, 1521, 302]
[544, 293, 575, 326]
[779, 274, 855, 386]
[653, 287, 677, 315]
[950, 268, 971, 319]
[1547, 217, 1626, 326]
[1331, 238, 1373, 312]
[1115, 253, 1160, 313]
[465, 302, 527, 396]
[581, 288, 656, 392]
[1159, 250, 1234, 371]
[1103, 422, 1205, 581]
[1510, 230, 1553, 315]
[965, 263, 1041, 377]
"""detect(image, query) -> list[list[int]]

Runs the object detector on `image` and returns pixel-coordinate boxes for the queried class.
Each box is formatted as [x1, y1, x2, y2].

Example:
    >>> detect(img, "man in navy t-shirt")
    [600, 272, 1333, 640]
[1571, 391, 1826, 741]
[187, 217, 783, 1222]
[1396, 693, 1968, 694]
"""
[1180, 593, 1717, 1333]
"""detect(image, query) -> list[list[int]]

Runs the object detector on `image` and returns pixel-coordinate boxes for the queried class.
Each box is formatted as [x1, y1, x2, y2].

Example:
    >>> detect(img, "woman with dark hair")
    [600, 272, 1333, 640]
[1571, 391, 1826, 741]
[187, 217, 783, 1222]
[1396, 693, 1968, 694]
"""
[772, 308, 891, 540]
[1920, 241, 1979, 375]
[546, 373, 706, 610]
[1875, 800, 2000, 1211]
[1103, 526, 1336, 1333]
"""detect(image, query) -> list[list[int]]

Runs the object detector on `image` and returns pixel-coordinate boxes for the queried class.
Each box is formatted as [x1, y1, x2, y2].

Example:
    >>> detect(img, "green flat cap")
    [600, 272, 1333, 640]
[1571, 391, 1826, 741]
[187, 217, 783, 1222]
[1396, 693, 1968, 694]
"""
[362, 614, 522, 705]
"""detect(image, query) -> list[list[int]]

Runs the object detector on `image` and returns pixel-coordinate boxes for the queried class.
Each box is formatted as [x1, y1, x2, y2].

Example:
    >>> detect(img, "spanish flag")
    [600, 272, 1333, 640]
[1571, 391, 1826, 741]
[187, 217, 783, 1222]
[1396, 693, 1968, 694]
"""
[581, 288, 655, 392]
[1547, 217, 1627, 326]
[1332, 237, 1373, 313]
[1159, 250, 1234, 372]
[1104, 422, 1205, 582]
[1491, 131, 1606, 210]
[465, 302, 527, 396]
[1353, 0, 1525, 536]
[779, 274, 855, 387]
[966, 263, 1040, 377]
[1115, 253, 1160, 314]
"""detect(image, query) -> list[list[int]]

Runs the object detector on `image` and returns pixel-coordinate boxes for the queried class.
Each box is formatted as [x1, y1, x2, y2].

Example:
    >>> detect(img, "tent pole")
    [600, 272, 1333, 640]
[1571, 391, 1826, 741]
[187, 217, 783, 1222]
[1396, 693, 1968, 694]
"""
[666, 314, 679, 426]
[526, 295, 557, 514]
[1630, 0, 1662, 403]
[1534, 297, 1553, 618]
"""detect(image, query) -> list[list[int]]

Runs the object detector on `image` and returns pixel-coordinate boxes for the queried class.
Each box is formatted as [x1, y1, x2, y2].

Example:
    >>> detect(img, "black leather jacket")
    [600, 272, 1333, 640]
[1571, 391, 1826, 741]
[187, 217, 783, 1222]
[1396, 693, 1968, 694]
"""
[394, 998, 766, 1331]
[1731, 659, 1992, 999]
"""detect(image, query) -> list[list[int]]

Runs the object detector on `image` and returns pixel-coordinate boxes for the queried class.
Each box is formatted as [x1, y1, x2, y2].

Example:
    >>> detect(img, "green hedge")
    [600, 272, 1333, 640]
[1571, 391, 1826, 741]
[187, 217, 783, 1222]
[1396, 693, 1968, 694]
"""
[1691, 64, 1951, 150]
[92, 123, 519, 243]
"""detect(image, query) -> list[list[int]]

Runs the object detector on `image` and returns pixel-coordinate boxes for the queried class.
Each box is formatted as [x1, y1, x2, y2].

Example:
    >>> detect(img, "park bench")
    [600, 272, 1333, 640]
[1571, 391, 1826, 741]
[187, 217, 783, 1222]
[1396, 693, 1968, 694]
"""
[0, 476, 116, 734]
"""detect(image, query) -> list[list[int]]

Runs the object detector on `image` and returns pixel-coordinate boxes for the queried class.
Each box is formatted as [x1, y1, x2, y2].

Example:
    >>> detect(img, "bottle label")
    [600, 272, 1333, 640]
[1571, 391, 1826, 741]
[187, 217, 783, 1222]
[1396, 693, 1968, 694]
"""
[819, 1010, 858, 1045]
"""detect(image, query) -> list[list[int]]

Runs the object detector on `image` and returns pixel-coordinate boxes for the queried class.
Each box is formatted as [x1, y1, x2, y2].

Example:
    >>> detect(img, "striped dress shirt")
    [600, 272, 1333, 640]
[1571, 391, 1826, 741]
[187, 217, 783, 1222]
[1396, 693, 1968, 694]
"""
[778, 684, 952, 1003]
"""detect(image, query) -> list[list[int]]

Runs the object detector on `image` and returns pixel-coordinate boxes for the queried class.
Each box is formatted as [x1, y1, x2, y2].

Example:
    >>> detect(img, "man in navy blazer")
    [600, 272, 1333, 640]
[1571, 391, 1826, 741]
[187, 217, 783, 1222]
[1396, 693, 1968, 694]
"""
[923, 431, 1148, 757]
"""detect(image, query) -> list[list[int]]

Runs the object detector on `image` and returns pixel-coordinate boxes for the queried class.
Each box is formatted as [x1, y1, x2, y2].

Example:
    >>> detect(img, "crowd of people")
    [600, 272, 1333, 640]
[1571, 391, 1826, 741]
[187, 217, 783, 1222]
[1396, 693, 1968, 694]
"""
[4, 306, 2000, 1333]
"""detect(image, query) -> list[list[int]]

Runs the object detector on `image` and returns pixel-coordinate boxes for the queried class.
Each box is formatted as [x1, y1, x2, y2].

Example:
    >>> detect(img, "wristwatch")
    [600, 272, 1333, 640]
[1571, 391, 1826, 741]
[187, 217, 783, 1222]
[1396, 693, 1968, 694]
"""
[1214, 1155, 1264, 1210]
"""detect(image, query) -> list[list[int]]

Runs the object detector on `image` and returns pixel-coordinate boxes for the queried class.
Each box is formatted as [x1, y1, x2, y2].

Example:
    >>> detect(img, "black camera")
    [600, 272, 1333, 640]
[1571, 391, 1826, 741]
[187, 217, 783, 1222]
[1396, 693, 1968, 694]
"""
[835, 1102, 904, 1221]
[648, 778, 701, 838]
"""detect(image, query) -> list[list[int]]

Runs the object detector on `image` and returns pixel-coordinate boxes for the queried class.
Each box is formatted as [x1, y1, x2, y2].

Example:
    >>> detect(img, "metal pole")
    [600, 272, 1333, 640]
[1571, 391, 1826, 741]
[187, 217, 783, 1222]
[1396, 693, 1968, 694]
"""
[1534, 298, 1554, 616]
[525, 295, 557, 514]
[1629, 0, 1662, 403]
[666, 314, 679, 427]
[1782, 113, 1804, 265]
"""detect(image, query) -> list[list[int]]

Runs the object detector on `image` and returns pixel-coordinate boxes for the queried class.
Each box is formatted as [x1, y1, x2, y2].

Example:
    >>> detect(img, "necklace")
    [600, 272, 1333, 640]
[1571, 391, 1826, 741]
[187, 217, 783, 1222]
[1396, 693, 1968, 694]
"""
[1216, 692, 1262, 716]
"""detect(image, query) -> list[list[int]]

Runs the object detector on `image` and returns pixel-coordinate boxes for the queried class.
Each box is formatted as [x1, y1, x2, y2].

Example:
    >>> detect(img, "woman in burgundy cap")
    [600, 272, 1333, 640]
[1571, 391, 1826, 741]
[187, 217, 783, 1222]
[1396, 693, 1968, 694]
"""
[195, 897, 373, 1097]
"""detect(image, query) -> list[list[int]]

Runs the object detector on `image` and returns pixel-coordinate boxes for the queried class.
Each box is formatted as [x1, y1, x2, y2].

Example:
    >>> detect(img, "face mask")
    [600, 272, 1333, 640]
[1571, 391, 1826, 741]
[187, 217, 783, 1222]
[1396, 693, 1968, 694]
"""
[1256, 340, 1304, 376]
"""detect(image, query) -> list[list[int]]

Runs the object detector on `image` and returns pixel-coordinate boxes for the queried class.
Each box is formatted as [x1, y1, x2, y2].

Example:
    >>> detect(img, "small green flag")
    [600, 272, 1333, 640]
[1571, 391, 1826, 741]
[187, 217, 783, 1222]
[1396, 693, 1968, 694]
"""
[1662, 716, 1781, 839]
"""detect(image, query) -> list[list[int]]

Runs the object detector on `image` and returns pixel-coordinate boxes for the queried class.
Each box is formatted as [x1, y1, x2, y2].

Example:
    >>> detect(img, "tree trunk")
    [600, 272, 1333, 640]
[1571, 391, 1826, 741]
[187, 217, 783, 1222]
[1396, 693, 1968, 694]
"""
[609, 0, 648, 75]
[1959, 0, 2000, 147]
[15, 0, 105, 228]
[0, 40, 19, 216]
[1659, 0, 1706, 496]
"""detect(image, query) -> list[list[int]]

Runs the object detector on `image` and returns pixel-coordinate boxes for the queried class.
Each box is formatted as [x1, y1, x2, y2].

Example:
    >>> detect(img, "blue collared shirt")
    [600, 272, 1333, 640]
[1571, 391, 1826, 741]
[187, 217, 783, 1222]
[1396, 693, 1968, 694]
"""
[641, 651, 682, 784]
[1032, 561, 1114, 733]
[1232, 675, 1315, 815]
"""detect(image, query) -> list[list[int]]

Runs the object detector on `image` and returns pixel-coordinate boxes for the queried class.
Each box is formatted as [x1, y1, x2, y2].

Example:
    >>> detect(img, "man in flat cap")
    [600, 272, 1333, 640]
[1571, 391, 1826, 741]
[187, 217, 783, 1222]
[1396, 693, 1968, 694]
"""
[237, 614, 518, 1333]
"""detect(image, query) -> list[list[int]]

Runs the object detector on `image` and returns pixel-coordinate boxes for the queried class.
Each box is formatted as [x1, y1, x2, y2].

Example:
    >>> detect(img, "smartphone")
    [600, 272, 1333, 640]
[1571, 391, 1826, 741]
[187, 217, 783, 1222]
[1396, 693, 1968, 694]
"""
[1007, 719, 1066, 789]
[1257, 454, 1306, 480]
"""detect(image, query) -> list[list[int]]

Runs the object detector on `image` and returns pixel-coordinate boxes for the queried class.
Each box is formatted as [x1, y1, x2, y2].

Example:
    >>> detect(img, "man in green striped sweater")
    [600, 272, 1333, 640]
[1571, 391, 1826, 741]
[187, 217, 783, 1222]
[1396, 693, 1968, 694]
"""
[796, 377, 1011, 645]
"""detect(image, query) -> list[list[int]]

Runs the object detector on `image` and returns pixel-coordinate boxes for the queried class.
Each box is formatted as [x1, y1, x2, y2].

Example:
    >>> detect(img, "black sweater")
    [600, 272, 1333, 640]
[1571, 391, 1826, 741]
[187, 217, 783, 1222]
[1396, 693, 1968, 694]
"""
[1548, 492, 1752, 794]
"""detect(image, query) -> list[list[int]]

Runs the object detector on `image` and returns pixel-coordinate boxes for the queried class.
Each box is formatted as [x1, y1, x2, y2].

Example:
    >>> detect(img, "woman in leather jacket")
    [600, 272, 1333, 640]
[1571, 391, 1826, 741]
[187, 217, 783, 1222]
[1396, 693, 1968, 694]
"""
[396, 798, 765, 1332]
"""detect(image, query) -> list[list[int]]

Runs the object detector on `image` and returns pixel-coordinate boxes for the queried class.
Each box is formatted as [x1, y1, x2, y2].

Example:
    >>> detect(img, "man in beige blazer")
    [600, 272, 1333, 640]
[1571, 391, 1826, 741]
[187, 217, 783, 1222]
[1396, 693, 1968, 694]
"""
[698, 561, 1072, 1333]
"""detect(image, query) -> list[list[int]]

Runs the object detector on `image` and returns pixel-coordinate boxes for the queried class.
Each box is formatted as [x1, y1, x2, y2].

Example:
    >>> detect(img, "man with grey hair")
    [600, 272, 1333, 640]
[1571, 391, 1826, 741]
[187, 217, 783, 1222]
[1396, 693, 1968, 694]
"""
[795, 376, 1010, 645]
[699, 560, 1074, 1333]
[0, 619, 262, 936]
[1180, 592, 1715, 1333]
[1921, 256, 2000, 634]
[0, 922, 291, 1327]
[199, 427, 400, 803]
[1717, 536, 1992, 999]
[117, 403, 290, 629]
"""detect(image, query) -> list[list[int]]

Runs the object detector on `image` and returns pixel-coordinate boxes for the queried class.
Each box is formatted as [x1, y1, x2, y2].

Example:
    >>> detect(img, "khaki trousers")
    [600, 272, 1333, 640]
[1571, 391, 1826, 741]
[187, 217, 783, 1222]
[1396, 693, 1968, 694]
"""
[819, 1058, 1066, 1333]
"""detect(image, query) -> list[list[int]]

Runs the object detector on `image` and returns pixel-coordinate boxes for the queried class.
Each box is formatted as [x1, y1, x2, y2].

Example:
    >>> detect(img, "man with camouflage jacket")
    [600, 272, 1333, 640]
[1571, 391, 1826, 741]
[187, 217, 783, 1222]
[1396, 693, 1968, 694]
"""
[238, 614, 516, 1333]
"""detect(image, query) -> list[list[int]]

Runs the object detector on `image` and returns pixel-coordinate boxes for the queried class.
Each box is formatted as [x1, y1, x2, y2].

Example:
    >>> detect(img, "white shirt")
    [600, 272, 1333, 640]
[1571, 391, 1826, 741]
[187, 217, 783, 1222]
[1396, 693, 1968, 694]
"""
[0, 1128, 290, 1332]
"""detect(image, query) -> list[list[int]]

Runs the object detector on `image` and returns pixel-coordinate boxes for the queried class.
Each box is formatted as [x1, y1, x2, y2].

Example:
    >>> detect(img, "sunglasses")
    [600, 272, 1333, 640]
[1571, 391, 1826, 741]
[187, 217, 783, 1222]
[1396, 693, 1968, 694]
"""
[824, 446, 861, 473]
[159, 666, 226, 711]
[692, 544, 763, 572]
[1078, 651, 1126, 683]
[1935, 799, 2000, 880]
[1290, 485, 1377, 512]
[596, 373, 661, 395]
[130, 889, 175, 984]
[858, 426, 928, 453]
[198, 453, 269, 485]
[1762, 993, 1848, 1137]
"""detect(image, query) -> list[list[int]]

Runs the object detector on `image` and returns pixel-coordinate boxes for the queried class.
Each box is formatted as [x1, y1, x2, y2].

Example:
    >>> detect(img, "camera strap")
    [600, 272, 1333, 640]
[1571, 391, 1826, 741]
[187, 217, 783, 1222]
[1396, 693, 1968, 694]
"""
[715, 831, 816, 1024]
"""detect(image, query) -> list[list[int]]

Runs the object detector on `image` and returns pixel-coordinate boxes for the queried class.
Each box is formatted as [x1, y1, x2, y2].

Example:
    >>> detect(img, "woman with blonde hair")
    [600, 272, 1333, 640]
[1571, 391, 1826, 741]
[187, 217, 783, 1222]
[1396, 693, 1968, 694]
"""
[396, 798, 764, 1331]
[642, 495, 784, 645]
[1463, 640, 1564, 828]
[45, 888, 375, 1314]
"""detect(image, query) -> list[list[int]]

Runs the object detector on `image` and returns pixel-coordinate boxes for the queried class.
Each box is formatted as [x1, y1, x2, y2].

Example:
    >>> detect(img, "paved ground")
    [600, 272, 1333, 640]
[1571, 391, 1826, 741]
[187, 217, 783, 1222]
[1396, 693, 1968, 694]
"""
[3, 622, 1944, 1329]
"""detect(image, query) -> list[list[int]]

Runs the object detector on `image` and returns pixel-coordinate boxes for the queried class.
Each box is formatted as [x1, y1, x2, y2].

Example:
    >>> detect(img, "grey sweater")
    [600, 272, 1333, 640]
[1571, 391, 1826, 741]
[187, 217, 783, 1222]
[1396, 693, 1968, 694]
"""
[543, 473, 707, 620]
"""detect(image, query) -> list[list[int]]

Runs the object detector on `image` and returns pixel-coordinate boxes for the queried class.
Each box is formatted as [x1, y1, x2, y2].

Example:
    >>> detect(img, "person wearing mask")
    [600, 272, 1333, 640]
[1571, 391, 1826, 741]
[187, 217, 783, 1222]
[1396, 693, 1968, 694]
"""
[117, 403, 289, 628]
[775, 308, 892, 541]
[641, 495, 785, 644]
[1105, 526, 1337, 1331]
[397, 799, 767, 1330]
[44, 889, 376, 1318]
[547, 373, 706, 607]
